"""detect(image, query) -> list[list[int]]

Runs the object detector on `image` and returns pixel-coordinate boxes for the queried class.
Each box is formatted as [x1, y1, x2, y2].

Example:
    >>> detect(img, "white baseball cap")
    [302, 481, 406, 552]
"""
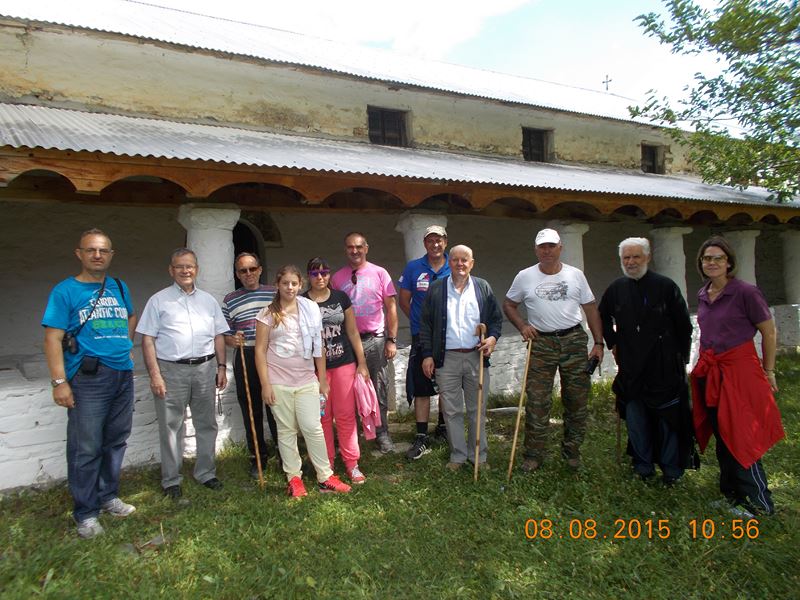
[535, 228, 561, 245]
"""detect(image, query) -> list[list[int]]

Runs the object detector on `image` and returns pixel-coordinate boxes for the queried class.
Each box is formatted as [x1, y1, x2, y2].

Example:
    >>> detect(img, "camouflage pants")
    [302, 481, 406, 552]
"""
[523, 327, 590, 462]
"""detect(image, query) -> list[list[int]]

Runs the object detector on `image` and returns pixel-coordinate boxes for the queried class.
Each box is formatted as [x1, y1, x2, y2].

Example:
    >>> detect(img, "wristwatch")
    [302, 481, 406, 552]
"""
[51, 378, 67, 387]
[386, 336, 397, 344]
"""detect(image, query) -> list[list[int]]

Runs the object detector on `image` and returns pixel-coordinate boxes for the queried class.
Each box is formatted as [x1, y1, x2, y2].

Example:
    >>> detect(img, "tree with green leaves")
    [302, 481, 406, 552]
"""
[631, 0, 799, 202]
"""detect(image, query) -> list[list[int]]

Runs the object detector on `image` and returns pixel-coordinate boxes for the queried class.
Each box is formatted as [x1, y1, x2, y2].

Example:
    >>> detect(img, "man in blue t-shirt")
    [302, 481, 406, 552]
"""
[398, 225, 451, 460]
[42, 229, 137, 539]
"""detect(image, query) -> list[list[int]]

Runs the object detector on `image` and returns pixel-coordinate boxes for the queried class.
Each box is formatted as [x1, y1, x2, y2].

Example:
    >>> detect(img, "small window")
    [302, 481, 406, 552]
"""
[522, 128, 551, 162]
[368, 107, 408, 147]
[641, 143, 665, 174]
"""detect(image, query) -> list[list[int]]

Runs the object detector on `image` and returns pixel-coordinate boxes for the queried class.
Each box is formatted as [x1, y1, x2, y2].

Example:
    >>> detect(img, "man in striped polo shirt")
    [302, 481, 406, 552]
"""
[222, 252, 279, 478]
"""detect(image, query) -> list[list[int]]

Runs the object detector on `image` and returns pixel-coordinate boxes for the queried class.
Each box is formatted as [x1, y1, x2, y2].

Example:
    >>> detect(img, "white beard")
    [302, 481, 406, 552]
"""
[621, 260, 648, 280]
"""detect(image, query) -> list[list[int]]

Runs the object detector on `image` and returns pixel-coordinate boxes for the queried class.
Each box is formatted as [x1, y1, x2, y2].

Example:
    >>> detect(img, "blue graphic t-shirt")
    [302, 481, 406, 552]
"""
[42, 277, 135, 379]
[398, 254, 450, 335]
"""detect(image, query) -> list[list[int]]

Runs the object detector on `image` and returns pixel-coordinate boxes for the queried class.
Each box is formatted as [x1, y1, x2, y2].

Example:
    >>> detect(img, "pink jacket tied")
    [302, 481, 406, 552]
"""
[354, 375, 381, 440]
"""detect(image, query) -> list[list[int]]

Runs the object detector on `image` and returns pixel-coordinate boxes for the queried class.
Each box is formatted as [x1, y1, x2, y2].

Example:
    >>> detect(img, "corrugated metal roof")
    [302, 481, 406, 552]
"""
[0, 0, 640, 122]
[0, 103, 786, 207]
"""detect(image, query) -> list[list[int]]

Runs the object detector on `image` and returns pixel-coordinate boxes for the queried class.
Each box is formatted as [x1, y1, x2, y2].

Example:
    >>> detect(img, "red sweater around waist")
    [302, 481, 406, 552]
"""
[690, 340, 784, 468]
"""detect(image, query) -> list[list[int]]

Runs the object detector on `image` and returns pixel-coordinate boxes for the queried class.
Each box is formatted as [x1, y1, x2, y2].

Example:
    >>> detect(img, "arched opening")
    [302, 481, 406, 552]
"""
[649, 207, 685, 225]
[231, 212, 282, 289]
[209, 182, 304, 208]
[540, 201, 601, 221]
[725, 212, 755, 227]
[3, 169, 76, 197]
[687, 210, 723, 226]
[482, 196, 539, 219]
[759, 214, 780, 225]
[415, 193, 472, 213]
[100, 176, 188, 205]
[611, 204, 646, 220]
[321, 188, 404, 211]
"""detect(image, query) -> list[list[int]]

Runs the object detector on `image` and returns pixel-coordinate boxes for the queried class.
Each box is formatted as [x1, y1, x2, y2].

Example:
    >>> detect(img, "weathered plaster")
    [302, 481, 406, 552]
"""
[0, 25, 691, 171]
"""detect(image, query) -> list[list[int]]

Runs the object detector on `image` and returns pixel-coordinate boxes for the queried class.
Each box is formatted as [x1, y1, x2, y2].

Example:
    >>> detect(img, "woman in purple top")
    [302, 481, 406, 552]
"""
[303, 257, 370, 485]
[690, 236, 784, 516]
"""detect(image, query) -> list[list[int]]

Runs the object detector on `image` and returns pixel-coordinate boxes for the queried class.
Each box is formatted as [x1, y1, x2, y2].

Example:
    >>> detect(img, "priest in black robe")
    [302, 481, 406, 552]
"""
[599, 237, 697, 484]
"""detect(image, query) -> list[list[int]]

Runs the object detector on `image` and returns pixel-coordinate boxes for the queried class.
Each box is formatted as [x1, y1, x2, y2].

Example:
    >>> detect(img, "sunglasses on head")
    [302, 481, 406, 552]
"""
[308, 269, 331, 278]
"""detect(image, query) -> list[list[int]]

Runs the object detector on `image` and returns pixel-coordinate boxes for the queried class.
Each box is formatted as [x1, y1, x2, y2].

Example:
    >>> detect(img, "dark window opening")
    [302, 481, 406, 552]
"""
[368, 107, 408, 147]
[522, 128, 551, 162]
[641, 144, 665, 174]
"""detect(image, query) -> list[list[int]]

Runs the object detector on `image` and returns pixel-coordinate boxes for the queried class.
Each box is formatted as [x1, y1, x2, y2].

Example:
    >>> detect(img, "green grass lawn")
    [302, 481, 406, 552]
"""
[2, 356, 798, 599]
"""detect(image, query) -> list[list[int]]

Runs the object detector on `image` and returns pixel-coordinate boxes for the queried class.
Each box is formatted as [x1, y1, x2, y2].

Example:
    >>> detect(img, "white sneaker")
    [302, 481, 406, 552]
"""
[729, 505, 756, 519]
[347, 465, 367, 484]
[101, 497, 136, 517]
[76, 517, 105, 539]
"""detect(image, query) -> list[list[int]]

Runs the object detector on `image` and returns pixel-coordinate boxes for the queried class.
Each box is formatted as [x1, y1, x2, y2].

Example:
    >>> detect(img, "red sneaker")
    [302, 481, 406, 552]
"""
[287, 476, 307, 498]
[318, 474, 351, 494]
[346, 465, 367, 485]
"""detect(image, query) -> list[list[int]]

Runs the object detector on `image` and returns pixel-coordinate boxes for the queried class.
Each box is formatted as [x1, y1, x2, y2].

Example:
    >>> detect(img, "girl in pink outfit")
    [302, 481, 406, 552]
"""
[255, 265, 350, 497]
[303, 257, 370, 485]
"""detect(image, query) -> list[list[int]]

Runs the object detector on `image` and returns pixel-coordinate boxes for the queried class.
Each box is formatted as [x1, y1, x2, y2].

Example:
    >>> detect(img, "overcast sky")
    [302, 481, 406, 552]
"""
[0, 0, 723, 107]
[126, 0, 722, 104]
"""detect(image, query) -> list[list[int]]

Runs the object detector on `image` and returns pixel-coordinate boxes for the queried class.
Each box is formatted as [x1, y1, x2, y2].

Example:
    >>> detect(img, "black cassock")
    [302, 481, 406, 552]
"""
[599, 270, 698, 471]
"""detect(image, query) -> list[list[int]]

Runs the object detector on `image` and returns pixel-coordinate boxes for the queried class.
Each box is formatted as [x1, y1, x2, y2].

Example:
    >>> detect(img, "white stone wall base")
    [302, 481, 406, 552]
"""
[4, 314, 798, 492]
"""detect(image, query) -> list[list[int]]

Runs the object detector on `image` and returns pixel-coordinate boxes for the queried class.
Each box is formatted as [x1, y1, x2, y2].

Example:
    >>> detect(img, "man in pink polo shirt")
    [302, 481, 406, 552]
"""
[331, 232, 399, 453]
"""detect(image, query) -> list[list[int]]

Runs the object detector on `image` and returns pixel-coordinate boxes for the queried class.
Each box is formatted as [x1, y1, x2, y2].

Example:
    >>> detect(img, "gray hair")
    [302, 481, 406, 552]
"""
[449, 244, 474, 259]
[170, 247, 197, 265]
[618, 237, 650, 257]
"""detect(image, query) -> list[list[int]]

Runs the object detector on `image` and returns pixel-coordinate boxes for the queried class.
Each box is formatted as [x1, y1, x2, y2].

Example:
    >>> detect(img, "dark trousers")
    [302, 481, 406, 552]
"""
[234, 347, 278, 463]
[67, 364, 133, 522]
[362, 335, 389, 437]
[708, 408, 774, 514]
[625, 397, 683, 480]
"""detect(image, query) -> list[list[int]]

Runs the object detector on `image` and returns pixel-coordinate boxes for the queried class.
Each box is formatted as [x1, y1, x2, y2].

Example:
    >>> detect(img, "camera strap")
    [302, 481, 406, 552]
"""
[67, 277, 108, 340]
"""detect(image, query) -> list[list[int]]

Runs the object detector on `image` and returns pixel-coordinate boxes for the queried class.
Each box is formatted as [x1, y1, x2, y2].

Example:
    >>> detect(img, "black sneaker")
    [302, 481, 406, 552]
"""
[405, 434, 431, 460]
[163, 485, 182, 499]
[202, 477, 223, 490]
[432, 425, 448, 445]
[249, 461, 267, 480]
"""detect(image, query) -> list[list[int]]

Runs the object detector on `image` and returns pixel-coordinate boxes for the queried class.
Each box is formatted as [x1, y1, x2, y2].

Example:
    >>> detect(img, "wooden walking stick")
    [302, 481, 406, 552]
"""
[506, 338, 533, 482]
[239, 340, 265, 489]
[474, 323, 487, 483]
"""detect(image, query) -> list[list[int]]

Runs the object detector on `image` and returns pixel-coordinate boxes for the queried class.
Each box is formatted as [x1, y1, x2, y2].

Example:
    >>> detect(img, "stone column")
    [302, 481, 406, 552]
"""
[650, 227, 692, 300]
[395, 212, 448, 262]
[547, 221, 589, 270]
[177, 204, 241, 302]
[724, 229, 760, 286]
[781, 230, 800, 303]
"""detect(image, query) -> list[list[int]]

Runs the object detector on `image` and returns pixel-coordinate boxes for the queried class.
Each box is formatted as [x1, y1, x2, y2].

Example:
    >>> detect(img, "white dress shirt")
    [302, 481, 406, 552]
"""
[136, 283, 229, 360]
[444, 276, 480, 350]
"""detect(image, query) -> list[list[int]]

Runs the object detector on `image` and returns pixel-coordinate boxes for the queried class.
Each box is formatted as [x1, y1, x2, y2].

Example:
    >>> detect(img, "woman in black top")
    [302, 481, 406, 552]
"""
[303, 257, 370, 484]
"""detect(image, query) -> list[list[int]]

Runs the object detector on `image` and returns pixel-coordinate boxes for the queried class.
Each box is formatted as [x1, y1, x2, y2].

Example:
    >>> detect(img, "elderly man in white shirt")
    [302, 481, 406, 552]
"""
[419, 245, 503, 470]
[137, 248, 229, 498]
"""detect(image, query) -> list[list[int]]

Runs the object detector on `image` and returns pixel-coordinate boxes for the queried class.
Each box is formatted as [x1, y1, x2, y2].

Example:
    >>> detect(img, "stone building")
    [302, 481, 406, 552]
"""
[0, 2, 797, 489]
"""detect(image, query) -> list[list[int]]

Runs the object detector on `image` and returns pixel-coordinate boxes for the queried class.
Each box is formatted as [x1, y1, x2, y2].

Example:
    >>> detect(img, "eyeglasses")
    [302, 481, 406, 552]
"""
[237, 267, 260, 274]
[308, 269, 330, 278]
[171, 264, 197, 271]
[80, 247, 113, 255]
[701, 255, 727, 264]
[351, 270, 358, 285]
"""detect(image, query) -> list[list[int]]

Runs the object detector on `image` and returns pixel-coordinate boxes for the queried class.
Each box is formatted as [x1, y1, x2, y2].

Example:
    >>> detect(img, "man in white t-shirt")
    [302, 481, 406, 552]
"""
[503, 228, 604, 472]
